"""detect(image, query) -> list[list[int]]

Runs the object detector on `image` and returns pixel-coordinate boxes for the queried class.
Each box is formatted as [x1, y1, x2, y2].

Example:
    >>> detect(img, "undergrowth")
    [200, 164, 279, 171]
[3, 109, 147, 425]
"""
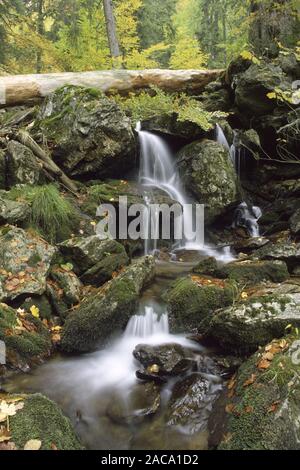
[6, 184, 78, 243]
[115, 86, 227, 131]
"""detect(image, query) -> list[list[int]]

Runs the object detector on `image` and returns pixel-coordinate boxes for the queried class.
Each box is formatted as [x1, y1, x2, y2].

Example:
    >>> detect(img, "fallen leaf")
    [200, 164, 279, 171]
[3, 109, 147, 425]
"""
[243, 374, 257, 387]
[257, 359, 271, 370]
[244, 406, 253, 413]
[24, 439, 42, 451]
[240, 291, 248, 299]
[0, 427, 11, 443]
[227, 375, 236, 390]
[262, 352, 274, 361]
[0, 401, 18, 417]
[225, 403, 235, 414]
[268, 401, 280, 413]
[30, 305, 40, 319]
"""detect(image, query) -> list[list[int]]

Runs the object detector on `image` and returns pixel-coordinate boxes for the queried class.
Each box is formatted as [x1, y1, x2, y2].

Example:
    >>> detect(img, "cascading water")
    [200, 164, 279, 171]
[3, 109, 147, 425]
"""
[136, 122, 196, 254]
[216, 124, 262, 237]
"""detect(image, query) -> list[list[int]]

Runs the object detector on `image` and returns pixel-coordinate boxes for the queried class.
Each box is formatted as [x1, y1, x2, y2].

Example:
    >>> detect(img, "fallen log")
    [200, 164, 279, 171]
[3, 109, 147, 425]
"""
[15, 130, 78, 194]
[0, 69, 224, 107]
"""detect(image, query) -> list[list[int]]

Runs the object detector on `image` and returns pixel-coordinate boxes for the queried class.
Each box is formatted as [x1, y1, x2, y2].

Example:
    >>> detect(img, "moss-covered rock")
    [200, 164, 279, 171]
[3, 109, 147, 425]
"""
[6, 141, 44, 187]
[10, 393, 83, 450]
[213, 259, 289, 285]
[36, 86, 136, 180]
[60, 256, 155, 352]
[206, 293, 300, 354]
[47, 267, 82, 319]
[164, 276, 234, 333]
[217, 336, 300, 449]
[141, 113, 205, 140]
[0, 226, 56, 302]
[252, 242, 300, 271]
[19, 294, 54, 322]
[177, 140, 238, 224]
[0, 196, 30, 226]
[234, 63, 291, 116]
[59, 236, 129, 286]
[0, 303, 51, 371]
[192, 257, 218, 275]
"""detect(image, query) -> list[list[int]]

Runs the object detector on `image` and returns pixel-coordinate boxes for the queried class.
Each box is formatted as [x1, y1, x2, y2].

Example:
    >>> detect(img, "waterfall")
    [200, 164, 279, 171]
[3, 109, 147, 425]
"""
[136, 122, 199, 254]
[216, 124, 262, 237]
[125, 306, 169, 337]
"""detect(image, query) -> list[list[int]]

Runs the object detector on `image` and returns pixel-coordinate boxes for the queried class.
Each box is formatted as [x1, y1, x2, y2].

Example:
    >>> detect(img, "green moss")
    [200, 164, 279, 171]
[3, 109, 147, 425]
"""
[164, 277, 234, 333]
[10, 394, 83, 450]
[215, 260, 289, 285]
[0, 308, 51, 360]
[219, 337, 300, 450]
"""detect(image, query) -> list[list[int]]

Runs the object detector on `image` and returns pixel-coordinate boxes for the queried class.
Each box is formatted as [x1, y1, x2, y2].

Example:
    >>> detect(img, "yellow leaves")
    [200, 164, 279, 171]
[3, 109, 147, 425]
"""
[257, 358, 271, 370]
[30, 305, 40, 319]
[0, 400, 24, 419]
[24, 439, 42, 451]
[240, 50, 260, 64]
[267, 91, 277, 100]
[51, 325, 62, 344]
[240, 291, 248, 300]
[190, 275, 226, 288]
[170, 37, 208, 69]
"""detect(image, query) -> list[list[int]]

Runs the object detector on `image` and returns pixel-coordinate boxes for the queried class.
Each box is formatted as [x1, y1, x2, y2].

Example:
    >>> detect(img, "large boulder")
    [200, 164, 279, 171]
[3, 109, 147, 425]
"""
[206, 293, 300, 354]
[37, 86, 136, 180]
[46, 266, 82, 320]
[213, 259, 289, 285]
[60, 256, 155, 352]
[0, 196, 30, 226]
[6, 141, 43, 187]
[164, 276, 233, 333]
[217, 336, 300, 450]
[234, 63, 291, 116]
[177, 140, 238, 223]
[0, 303, 51, 373]
[59, 236, 129, 286]
[252, 242, 300, 271]
[8, 393, 83, 450]
[0, 226, 56, 302]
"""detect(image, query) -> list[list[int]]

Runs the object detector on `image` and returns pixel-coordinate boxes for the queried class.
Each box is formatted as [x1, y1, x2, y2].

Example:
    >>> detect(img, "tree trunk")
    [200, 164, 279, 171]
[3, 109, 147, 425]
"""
[249, 0, 300, 56]
[36, 0, 44, 73]
[102, 0, 121, 67]
[0, 68, 224, 107]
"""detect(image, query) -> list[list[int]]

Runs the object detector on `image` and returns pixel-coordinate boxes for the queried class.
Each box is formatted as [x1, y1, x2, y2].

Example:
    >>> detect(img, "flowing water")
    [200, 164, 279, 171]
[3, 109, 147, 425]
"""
[216, 124, 262, 237]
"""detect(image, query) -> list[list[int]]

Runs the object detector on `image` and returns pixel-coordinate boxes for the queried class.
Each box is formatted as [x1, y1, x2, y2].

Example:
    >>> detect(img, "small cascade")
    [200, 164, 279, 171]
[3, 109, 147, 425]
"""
[233, 202, 262, 237]
[125, 305, 169, 337]
[215, 123, 230, 150]
[136, 122, 199, 254]
[216, 124, 262, 237]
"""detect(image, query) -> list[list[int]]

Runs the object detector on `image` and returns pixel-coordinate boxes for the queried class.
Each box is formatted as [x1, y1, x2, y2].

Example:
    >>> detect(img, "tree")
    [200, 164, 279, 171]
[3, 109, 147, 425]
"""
[249, 0, 300, 56]
[170, 35, 208, 69]
[102, 0, 121, 67]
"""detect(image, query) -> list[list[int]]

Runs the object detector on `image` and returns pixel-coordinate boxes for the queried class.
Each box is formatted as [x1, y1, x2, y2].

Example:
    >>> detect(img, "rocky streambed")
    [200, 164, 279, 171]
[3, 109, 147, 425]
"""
[1, 50, 300, 450]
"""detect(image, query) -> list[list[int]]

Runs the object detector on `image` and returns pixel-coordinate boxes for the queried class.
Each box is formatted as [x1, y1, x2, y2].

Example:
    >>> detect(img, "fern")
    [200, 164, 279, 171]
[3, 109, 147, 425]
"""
[115, 87, 227, 131]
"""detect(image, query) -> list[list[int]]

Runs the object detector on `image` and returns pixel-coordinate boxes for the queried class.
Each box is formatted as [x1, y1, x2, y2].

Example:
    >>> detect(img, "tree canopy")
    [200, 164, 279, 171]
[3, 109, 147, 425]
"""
[0, 0, 299, 74]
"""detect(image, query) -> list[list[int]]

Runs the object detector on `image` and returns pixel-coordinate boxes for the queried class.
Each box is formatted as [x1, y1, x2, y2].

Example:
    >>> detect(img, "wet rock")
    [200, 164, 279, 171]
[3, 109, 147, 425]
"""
[232, 237, 269, 253]
[166, 373, 218, 433]
[60, 256, 155, 353]
[9, 393, 83, 450]
[19, 294, 54, 322]
[59, 236, 129, 286]
[106, 382, 160, 425]
[135, 369, 167, 384]
[0, 226, 56, 302]
[0, 196, 30, 225]
[177, 140, 238, 224]
[133, 343, 196, 377]
[6, 141, 44, 187]
[213, 259, 289, 285]
[164, 276, 233, 333]
[37, 86, 136, 180]
[200, 86, 231, 113]
[218, 336, 300, 450]
[141, 113, 205, 140]
[206, 293, 300, 354]
[0, 303, 51, 372]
